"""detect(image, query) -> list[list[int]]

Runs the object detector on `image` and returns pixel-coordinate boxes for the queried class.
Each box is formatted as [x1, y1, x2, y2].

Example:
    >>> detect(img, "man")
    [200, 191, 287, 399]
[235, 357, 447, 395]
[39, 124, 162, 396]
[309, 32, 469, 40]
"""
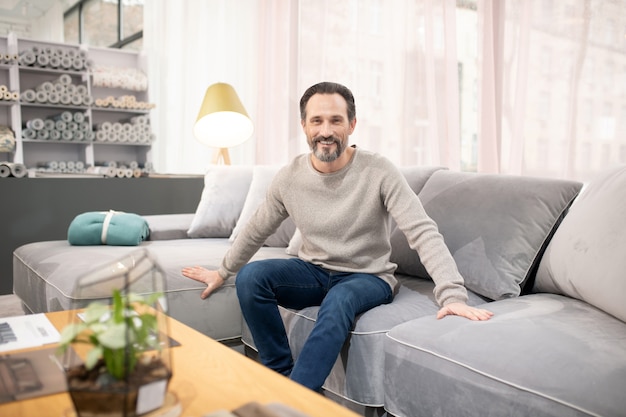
[182, 81, 493, 392]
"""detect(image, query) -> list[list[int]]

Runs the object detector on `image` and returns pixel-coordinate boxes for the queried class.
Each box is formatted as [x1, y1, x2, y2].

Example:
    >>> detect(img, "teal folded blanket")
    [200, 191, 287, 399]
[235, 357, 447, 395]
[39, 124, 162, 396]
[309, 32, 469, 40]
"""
[68, 210, 150, 246]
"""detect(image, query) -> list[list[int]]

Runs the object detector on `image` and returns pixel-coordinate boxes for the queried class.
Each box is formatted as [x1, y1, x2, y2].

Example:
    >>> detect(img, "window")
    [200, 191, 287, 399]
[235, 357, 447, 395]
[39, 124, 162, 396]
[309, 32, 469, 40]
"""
[63, 0, 143, 50]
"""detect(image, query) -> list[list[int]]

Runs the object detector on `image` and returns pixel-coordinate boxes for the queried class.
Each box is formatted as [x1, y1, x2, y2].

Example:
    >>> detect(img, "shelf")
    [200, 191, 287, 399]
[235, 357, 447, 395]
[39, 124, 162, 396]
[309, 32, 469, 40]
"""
[22, 139, 92, 145]
[2, 33, 153, 172]
[17, 66, 85, 77]
[21, 102, 89, 111]
[91, 107, 149, 114]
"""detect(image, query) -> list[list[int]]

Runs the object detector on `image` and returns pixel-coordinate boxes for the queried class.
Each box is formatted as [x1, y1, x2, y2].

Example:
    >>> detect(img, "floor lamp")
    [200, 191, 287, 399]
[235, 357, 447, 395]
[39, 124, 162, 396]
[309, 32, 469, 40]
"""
[193, 83, 254, 165]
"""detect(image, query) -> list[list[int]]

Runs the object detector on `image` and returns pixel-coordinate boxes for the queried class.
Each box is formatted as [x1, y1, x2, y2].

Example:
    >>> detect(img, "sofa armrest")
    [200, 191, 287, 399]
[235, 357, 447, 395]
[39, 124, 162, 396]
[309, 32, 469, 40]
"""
[144, 214, 195, 240]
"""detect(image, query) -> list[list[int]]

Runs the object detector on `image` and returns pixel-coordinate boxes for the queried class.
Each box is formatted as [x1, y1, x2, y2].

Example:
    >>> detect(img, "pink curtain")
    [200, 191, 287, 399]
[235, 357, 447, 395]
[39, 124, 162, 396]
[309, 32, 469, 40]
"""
[253, 0, 625, 182]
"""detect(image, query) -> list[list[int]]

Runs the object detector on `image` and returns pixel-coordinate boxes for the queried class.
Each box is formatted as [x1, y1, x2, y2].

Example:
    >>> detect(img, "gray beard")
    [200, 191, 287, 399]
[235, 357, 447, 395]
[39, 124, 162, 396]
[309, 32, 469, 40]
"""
[311, 138, 345, 162]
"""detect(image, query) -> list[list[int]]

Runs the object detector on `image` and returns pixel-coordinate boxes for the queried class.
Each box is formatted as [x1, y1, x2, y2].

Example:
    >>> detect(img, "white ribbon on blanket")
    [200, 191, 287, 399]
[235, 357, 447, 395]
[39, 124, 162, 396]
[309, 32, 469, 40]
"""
[101, 210, 123, 244]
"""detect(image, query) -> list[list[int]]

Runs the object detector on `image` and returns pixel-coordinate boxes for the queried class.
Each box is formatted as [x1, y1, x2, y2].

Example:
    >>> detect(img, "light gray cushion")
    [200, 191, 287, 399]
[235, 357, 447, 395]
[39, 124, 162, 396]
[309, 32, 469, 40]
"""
[390, 170, 582, 300]
[187, 165, 253, 238]
[242, 275, 488, 407]
[145, 213, 195, 240]
[13, 239, 294, 342]
[534, 165, 626, 322]
[384, 294, 626, 417]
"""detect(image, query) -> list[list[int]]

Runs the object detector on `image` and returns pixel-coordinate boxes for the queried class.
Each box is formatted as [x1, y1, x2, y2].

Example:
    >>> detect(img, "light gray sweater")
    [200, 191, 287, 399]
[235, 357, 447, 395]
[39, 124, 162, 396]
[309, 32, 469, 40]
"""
[219, 148, 468, 307]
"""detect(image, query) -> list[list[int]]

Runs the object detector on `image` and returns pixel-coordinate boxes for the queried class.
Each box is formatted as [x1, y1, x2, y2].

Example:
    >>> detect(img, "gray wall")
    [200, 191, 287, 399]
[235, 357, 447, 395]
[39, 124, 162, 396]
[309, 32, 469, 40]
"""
[0, 176, 204, 295]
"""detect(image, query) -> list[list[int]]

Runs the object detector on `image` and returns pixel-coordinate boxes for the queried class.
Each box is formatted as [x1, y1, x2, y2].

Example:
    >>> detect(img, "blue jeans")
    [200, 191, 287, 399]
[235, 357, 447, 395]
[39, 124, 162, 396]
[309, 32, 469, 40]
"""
[236, 258, 393, 392]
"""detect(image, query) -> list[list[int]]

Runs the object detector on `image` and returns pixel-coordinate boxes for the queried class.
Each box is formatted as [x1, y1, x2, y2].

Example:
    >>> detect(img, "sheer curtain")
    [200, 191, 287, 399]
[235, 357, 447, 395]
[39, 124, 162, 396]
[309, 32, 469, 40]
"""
[145, 0, 626, 181]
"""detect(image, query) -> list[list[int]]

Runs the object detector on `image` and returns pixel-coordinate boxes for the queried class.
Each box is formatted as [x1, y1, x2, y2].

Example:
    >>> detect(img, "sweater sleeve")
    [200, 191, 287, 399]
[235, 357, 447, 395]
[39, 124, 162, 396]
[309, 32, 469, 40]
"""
[382, 164, 469, 306]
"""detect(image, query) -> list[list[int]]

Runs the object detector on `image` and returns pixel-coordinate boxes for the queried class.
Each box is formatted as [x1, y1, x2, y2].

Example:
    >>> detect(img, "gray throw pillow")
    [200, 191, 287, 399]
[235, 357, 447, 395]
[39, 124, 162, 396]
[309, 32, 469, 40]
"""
[390, 170, 582, 300]
[187, 165, 253, 238]
[534, 165, 626, 322]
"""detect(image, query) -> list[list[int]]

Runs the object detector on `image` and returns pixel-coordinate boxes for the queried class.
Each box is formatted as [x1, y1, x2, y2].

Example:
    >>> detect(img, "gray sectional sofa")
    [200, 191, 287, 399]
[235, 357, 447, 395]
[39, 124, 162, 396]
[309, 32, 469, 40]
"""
[12, 164, 626, 417]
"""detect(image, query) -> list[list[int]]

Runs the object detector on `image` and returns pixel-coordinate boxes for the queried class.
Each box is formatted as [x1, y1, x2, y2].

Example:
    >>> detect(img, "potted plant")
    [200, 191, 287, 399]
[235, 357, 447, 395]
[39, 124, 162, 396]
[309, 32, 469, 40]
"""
[57, 250, 173, 417]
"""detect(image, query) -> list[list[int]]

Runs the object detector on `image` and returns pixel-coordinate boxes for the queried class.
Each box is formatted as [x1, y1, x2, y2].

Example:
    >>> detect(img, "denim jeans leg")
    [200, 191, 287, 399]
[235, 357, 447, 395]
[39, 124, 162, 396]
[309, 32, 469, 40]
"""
[289, 272, 393, 392]
[236, 258, 328, 376]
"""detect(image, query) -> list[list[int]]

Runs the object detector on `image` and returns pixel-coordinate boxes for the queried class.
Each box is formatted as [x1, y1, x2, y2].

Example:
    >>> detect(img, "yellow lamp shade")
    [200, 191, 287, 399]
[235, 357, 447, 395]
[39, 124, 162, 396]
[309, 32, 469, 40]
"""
[193, 83, 254, 148]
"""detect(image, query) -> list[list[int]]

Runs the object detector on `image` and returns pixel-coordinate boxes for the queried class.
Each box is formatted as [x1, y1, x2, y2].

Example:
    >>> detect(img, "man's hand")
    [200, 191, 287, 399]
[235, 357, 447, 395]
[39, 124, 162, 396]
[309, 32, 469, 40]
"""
[181, 266, 225, 299]
[437, 302, 494, 321]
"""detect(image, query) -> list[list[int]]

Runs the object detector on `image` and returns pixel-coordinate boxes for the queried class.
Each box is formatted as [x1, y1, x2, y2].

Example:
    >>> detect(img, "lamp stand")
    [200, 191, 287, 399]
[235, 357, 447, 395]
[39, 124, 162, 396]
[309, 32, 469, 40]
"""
[212, 148, 231, 165]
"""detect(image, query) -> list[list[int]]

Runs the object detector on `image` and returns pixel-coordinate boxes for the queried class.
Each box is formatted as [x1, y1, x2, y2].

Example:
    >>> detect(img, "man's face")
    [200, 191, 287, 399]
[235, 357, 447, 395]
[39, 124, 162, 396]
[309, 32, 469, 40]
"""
[302, 93, 356, 163]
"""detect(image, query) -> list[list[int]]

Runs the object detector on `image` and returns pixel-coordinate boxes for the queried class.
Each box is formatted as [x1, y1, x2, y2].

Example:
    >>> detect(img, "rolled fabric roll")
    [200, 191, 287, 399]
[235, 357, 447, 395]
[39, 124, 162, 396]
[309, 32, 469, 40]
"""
[66, 160, 75, 169]
[48, 55, 61, 68]
[22, 128, 36, 139]
[79, 121, 90, 131]
[82, 95, 94, 106]
[0, 85, 7, 93]
[46, 161, 59, 169]
[36, 129, 49, 140]
[95, 130, 107, 142]
[133, 168, 143, 178]
[72, 58, 84, 71]
[58, 161, 67, 170]
[57, 74, 72, 85]
[112, 122, 123, 132]
[59, 93, 71, 105]
[43, 119, 55, 130]
[35, 90, 48, 103]
[52, 111, 73, 122]
[116, 168, 126, 178]
[75, 85, 87, 96]
[70, 94, 83, 106]
[47, 91, 60, 104]
[65, 84, 76, 95]
[0, 163, 11, 177]
[73, 112, 85, 123]
[60, 57, 72, 69]
[19, 50, 36, 66]
[85, 131, 95, 141]
[10, 162, 27, 178]
[49, 130, 61, 140]
[66, 121, 78, 131]
[37, 81, 54, 92]
[36, 54, 50, 67]
[129, 160, 139, 169]
[61, 130, 73, 141]
[95, 121, 112, 131]
[26, 118, 45, 130]
[75, 161, 85, 170]
[73, 131, 84, 141]
[55, 120, 67, 130]
[20, 89, 36, 102]
[10, 92, 18, 100]
[53, 83, 65, 93]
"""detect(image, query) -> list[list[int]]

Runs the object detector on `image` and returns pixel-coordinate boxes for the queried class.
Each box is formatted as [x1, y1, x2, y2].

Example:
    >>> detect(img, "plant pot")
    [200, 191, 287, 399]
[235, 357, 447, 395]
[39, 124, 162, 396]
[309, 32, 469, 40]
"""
[66, 358, 171, 417]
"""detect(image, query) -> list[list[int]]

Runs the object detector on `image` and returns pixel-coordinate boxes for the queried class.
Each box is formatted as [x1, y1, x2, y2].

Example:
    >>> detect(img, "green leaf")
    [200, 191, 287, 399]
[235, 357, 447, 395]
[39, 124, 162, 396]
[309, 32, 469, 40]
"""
[59, 323, 86, 345]
[84, 303, 110, 323]
[98, 322, 130, 349]
[85, 346, 103, 370]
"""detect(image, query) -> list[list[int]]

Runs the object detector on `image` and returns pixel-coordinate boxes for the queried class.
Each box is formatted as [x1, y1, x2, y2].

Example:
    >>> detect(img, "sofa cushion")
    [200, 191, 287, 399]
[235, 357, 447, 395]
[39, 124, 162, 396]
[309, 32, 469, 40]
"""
[187, 165, 253, 238]
[384, 294, 626, 417]
[242, 274, 488, 407]
[534, 165, 626, 322]
[229, 165, 296, 247]
[13, 239, 294, 342]
[390, 170, 582, 300]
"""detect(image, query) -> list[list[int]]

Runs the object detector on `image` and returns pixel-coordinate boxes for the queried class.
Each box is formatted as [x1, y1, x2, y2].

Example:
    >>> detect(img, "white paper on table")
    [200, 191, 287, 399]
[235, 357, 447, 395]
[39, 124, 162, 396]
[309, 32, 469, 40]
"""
[0, 313, 61, 353]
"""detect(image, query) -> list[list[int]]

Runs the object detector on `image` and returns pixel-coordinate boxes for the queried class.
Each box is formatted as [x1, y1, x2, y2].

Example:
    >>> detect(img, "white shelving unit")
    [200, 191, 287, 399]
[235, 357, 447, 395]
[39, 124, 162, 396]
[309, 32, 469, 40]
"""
[0, 33, 154, 175]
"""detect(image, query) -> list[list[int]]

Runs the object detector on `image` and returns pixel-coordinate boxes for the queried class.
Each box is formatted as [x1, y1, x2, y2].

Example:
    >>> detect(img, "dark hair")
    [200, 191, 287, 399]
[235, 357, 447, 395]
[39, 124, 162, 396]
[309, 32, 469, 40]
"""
[299, 82, 356, 122]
